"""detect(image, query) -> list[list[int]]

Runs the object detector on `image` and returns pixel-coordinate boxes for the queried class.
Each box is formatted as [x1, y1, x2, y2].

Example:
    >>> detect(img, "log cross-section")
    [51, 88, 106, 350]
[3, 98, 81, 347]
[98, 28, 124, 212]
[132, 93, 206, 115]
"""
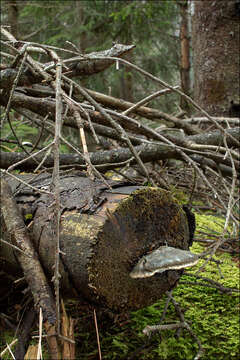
[1, 174, 192, 312]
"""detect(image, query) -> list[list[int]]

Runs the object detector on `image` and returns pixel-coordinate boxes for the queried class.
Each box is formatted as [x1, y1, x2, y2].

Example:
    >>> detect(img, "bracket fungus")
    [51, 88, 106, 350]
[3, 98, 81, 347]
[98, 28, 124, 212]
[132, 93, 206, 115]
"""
[130, 246, 199, 279]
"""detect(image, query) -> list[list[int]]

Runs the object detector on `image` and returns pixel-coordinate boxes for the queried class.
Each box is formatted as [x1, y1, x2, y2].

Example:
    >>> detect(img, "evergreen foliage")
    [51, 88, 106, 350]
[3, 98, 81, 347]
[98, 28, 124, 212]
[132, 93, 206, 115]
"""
[12, 0, 180, 111]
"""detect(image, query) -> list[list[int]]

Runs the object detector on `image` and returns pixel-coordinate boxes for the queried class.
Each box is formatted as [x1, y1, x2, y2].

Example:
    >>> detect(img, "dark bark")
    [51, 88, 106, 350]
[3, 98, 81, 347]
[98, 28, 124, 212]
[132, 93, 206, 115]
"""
[0, 178, 60, 359]
[0, 87, 200, 137]
[192, 1, 240, 116]
[178, 0, 191, 112]
[0, 174, 192, 312]
[0, 178, 56, 323]
[14, 302, 36, 360]
[0, 143, 178, 171]
[188, 127, 239, 147]
[0, 129, 238, 176]
[7, 0, 19, 39]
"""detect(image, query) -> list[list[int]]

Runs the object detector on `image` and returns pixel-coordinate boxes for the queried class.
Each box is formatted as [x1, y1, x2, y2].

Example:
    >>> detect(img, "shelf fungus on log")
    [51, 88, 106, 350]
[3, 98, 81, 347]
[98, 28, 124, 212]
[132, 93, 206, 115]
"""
[129, 246, 199, 279]
[0, 173, 195, 312]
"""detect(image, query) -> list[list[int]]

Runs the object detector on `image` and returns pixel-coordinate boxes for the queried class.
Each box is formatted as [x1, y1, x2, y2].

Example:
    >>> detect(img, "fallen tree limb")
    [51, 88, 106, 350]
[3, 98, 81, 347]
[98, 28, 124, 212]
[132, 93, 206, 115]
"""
[0, 26, 135, 89]
[80, 88, 201, 135]
[0, 140, 238, 177]
[0, 178, 60, 359]
[182, 116, 239, 125]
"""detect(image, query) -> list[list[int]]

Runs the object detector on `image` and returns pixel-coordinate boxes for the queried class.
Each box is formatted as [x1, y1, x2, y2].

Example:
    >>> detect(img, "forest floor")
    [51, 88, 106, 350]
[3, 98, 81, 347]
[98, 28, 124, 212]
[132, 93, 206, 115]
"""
[0, 163, 239, 360]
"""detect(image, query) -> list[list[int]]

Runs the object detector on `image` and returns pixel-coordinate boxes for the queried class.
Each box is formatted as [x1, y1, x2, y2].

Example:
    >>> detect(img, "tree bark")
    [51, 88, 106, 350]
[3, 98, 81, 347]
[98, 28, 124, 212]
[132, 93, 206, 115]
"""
[0, 174, 192, 312]
[0, 178, 60, 359]
[7, 0, 19, 39]
[119, 1, 134, 103]
[179, 0, 191, 112]
[192, 0, 240, 116]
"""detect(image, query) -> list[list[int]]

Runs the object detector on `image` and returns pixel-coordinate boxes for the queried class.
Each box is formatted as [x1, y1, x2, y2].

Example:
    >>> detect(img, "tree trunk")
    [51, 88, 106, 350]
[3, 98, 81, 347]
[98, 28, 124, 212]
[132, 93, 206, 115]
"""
[119, 1, 134, 103]
[179, 0, 191, 112]
[0, 174, 192, 312]
[7, 0, 19, 39]
[192, 0, 240, 116]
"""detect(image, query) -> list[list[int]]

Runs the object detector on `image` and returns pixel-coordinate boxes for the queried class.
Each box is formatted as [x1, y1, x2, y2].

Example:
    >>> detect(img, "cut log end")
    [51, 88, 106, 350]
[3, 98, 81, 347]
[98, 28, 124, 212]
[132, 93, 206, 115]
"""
[59, 187, 190, 311]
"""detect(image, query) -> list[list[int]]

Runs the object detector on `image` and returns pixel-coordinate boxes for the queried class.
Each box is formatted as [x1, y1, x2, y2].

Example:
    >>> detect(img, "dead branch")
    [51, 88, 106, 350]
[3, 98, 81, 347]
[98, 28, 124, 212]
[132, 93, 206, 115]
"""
[0, 178, 60, 359]
[0, 141, 238, 178]
[143, 290, 204, 360]
[181, 272, 239, 294]
[0, 26, 135, 89]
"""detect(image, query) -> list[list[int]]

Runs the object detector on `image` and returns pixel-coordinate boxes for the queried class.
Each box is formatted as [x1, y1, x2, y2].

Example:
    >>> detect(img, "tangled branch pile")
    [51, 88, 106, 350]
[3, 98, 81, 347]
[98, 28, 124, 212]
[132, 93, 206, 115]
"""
[0, 25, 239, 257]
[0, 25, 239, 360]
[1, 26, 239, 230]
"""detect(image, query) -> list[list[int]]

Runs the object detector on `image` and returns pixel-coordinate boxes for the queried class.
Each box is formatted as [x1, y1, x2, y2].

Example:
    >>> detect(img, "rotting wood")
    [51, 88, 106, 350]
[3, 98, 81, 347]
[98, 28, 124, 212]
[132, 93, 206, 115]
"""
[0, 173, 193, 312]
[0, 178, 61, 359]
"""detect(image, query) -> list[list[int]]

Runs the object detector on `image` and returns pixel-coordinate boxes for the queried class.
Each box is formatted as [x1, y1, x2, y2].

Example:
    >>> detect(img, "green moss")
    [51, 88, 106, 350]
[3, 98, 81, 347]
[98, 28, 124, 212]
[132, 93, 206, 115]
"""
[129, 250, 239, 359]
[195, 213, 233, 238]
[25, 213, 33, 220]
[128, 214, 239, 360]
[0, 333, 50, 360]
[0, 332, 17, 360]
[170, 187, 189, 203]
[117, 187, 173, 221]
[1, 201, 238, 359]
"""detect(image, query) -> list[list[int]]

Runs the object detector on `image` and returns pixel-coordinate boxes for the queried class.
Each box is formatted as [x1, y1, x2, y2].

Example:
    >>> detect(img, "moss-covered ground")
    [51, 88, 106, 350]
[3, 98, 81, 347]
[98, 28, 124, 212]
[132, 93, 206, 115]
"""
[0, 204, 239, 359]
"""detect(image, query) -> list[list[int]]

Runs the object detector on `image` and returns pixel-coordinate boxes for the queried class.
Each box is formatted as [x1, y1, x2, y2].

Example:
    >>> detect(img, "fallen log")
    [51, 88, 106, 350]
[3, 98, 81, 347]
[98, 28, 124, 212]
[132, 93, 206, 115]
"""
[0, 173, 195, 312]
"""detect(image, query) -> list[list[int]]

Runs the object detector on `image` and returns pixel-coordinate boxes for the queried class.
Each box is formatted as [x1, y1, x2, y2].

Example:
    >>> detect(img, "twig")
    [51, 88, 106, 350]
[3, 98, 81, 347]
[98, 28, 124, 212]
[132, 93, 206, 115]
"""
[33, 146, 53, 173]
[0, 339, 18, 358]
[168, 292, 204, 360]
[181, 272, 239, 294]
[6, 342, 16, 359]
[143, 322, 186, 335]
[0, 238, 32, 258]
[0, 178, 59, 359]
[60, 135, 111, 187]
[51, 60, 63, 336]
[30, 113, 48, 153]
[74, 110, 94, 179]
[143, 291, 204, 360]
[37, 307, 43, 360]
[0, 169, 52, 195]
[182, 116, 239, 125]
[158, 289, 173, 324]
[1, 50, 27, 131]
[93, 309, 102, 360]
[197, 136, 239, 272]
[122, 86, 179, 116]
[63, 92, 99, 144]
[6, 142, 53, 173]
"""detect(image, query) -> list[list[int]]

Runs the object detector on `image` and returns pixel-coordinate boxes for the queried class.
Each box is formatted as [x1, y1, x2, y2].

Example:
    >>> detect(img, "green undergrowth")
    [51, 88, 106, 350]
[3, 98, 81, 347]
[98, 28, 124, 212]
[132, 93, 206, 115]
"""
[73, 215, 239, 360]
[0, 205, 239, 359]
[96, 243, 239, 359]
[97, 209, 239, 359]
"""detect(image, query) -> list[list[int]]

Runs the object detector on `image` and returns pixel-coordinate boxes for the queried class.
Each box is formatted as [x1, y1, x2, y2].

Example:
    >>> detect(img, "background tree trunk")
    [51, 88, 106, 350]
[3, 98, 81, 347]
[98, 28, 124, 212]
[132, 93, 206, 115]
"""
[179, 0, 191, 113]
[7, 0, 19, 39]
[192, 0, 239, 116]
[119, 1, 134, 103]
